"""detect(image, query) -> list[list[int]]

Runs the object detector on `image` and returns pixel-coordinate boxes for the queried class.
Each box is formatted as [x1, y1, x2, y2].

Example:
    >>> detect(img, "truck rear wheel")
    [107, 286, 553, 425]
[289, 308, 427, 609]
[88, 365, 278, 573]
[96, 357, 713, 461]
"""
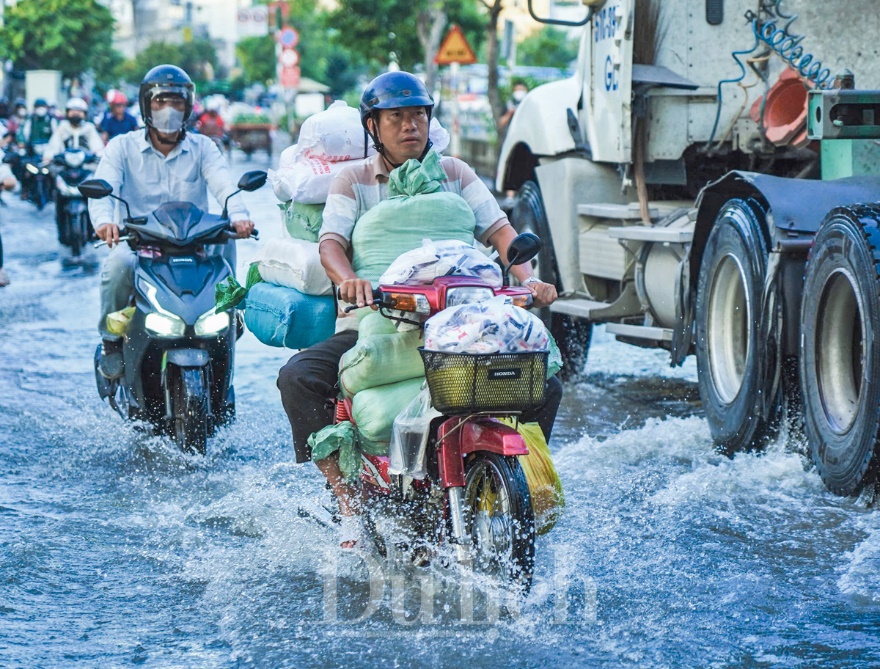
[799, 206, 880, 496]
[512, 181, 592, 379]
[696, 199, 780, 455]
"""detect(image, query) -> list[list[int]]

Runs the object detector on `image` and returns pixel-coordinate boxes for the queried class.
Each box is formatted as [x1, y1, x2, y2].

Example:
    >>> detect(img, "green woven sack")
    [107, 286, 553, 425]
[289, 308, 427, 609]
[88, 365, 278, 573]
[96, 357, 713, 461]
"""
[358, 311, 399, 337]
[280, 200, 323, 242]
[351, 377, 425, 447]
[350, 151, 475, 282]
[339, 330, 425, 397]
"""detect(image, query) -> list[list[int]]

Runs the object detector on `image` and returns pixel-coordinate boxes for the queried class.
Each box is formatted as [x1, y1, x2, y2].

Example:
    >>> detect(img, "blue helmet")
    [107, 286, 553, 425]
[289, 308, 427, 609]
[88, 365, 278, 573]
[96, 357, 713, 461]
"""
[359, 71, 434, 132]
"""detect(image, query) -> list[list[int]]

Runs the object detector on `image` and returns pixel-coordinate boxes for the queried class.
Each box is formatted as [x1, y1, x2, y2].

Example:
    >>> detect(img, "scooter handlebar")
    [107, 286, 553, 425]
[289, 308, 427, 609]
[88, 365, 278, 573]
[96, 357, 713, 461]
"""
[337, 286, 383, 313]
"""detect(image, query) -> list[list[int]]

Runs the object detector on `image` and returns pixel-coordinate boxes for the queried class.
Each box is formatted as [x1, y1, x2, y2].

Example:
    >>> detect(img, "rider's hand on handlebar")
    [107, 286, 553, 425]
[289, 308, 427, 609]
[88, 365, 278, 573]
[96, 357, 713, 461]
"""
[338, 278, 377, 310]
[231, 219, 255, 238]
[96, 223, 121, 248]
[525, 279, 558, 309]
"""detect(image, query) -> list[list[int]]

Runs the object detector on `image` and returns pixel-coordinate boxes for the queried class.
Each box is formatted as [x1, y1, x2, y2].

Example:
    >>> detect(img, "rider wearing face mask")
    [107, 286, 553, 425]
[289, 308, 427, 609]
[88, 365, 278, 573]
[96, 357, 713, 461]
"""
[21, 99, 57, 156]
[43, 98, 104, 163]
[276, 71, 561, 549]
[88, 64, 255, 380]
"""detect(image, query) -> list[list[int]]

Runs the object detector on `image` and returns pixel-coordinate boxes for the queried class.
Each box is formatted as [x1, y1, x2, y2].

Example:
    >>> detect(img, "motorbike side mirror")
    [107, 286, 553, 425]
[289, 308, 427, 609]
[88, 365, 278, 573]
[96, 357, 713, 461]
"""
[222, 170, 267, 219]
[502, 232, 542, 286]
[78, 179, 114, 199]
[238, 170, 267, 192]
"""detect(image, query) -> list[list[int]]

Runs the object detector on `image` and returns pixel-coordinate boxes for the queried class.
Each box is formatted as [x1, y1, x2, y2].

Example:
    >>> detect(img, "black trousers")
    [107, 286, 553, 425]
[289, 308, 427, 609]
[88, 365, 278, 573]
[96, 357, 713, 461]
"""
[277, 330, 564, 464]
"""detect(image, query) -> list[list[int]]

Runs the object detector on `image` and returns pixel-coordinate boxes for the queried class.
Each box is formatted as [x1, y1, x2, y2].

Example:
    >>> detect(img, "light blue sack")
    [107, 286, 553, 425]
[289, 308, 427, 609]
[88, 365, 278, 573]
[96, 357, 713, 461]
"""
[243, 282, 336, 349]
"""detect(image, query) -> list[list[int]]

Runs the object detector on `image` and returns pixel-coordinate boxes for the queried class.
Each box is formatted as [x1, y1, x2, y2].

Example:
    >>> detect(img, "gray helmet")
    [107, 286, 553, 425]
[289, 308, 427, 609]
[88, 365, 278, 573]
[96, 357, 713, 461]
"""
[139, 64, 194, 133]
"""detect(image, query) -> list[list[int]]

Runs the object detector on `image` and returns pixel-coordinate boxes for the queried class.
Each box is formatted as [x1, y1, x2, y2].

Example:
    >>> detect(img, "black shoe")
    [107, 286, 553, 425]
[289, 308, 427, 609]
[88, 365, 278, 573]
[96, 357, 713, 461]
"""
[99, 339, 124, 379]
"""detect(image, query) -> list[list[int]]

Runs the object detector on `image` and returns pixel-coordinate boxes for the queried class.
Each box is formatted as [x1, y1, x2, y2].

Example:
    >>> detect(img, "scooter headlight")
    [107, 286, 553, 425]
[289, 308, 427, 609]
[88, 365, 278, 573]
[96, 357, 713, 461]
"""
[445, 287, 494, 307]
[145, 312, 186, 337]
[26, 162, 39, 175]
[194, 308, 229, 337]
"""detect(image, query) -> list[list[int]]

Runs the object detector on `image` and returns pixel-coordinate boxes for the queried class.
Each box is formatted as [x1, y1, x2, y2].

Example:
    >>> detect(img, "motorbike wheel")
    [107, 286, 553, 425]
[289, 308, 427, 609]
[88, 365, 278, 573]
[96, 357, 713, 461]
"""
[171, 368, 209, 455]
[462, 452, 536, 590]
[70, 212, 85, 257]
[35, 179, 48, 211]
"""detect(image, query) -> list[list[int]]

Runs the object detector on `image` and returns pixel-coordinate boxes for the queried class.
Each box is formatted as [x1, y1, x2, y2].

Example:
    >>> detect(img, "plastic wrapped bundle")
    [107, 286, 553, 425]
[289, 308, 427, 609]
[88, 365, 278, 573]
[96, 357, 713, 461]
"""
[351, 377, 425, 448]
[339, 329, 425, 397]
[257, 238, 332, 296]
[424, 295, 550, 355]
[379, 239, 502, 287]
[243, 282, 336, 349]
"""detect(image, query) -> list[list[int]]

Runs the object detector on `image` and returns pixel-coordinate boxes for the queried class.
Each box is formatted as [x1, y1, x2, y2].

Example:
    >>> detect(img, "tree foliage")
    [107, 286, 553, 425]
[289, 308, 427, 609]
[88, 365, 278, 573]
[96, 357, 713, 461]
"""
[0, 0, 122, 80]
[236, 36, 276, 86]
[119, 39, 220, 85]
[517, 26, 579, 70]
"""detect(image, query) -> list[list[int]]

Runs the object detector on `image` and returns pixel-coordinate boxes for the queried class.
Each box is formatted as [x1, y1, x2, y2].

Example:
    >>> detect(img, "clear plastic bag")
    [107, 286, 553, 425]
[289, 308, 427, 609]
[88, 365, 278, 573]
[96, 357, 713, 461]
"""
[379, 239, 502, 288]
[388, 384, 441, 480]
[423, 295, 550, 354]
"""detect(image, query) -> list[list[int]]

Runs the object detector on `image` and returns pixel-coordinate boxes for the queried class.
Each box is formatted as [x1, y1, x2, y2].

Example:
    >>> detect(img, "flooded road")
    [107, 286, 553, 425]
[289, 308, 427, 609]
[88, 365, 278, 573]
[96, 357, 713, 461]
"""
[2, 151, 880, 668]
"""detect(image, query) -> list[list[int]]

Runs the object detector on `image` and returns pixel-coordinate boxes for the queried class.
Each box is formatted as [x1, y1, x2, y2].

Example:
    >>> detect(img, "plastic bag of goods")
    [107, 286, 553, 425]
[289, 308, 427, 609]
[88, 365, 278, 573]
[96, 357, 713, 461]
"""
[424, 296, 550, 355]
[351, 151, 476, 282]
[257, 238, 332, 296]
[278, 201, 323, 242]
[287, 101, 367, 163]
[243, 282, 336, 349]
[389, 384, 441, 480]
[339, 328, 425, 397]
[379, 238, 502, 287]
[269, 157, 363, 205]
[351, 377, 425, 448]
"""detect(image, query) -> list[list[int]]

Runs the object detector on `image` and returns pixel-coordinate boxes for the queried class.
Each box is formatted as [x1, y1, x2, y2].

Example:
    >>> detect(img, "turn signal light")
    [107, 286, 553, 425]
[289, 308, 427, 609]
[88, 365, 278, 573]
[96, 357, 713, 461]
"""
[510, 294, 533, 308]
[387, 292, 431, 314]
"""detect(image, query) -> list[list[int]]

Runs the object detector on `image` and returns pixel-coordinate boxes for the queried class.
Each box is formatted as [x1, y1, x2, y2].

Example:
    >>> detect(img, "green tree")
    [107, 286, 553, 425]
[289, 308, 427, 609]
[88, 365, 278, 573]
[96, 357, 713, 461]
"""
[0, 0, 121, 79]
[119, 38, 220, 86]
[236, 36, 276, 86]
[517, 26, 578, 70]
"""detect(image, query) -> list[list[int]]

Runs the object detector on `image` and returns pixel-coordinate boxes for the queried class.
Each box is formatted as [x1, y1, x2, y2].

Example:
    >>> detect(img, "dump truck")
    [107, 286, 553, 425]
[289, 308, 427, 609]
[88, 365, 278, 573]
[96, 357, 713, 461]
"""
[499, 0, 880, 495]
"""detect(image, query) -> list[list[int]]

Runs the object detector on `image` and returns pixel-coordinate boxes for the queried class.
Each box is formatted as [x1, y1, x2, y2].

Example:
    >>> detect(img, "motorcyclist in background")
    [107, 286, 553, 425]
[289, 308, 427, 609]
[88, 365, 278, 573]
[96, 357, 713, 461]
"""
[89, 64, 254, 379]
[43, 98, 105, 161]
[99, 91, 140, 143]
[19, 99, 56, 157]
[0, 123, 20, 287]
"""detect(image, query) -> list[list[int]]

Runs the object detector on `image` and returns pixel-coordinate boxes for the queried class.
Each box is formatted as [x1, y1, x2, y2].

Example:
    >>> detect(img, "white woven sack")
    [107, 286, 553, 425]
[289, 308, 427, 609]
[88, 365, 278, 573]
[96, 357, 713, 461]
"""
[257, 238, 333, 296]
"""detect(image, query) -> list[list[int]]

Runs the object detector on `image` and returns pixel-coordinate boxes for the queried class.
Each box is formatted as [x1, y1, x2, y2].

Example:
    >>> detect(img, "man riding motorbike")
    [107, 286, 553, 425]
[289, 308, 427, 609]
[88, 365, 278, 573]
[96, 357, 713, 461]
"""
[44, 98, 105, 161]
[89, 64, 255, 380]
[19, 98, 55, 157]
[99, 90, 140, 143]
[0, 123, 20, 287]
[276, 71, 561, 548]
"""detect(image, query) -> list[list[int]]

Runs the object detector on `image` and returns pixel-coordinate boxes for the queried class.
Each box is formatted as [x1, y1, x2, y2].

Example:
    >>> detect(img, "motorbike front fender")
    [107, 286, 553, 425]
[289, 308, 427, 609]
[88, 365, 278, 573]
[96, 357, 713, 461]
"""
[437, 417, 529, 488]
[164, 348, 210, 368]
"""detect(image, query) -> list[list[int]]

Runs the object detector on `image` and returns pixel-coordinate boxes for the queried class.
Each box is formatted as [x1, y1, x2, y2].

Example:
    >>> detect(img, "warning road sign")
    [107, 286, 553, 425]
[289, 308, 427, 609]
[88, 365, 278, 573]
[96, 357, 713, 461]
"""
[434, 25, 477, 65]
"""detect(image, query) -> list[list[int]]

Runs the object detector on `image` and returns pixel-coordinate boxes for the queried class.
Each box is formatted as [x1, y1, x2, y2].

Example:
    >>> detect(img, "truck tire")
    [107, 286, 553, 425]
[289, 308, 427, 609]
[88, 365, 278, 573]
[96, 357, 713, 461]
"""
[799, 205, 880, 496]
[512, 181, 592, 379]
[695, 198, 779, 455]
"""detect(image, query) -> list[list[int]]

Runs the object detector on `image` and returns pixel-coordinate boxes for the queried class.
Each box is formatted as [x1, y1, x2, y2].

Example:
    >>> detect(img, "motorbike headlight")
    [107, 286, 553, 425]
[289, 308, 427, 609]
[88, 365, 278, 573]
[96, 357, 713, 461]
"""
[194, 309, 229, 337]
[26, 162, 39, 174]
[445, 287, 495, 307]
[65, 152, 85, 168]
[145, 312, 186, 337]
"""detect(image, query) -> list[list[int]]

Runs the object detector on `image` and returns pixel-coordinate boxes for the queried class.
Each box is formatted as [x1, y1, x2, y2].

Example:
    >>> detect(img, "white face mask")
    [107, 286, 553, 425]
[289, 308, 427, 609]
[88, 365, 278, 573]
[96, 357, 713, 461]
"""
[512, 89, 527, 103]
[35, 108, 48, 117]
[151, 106, 184, 133]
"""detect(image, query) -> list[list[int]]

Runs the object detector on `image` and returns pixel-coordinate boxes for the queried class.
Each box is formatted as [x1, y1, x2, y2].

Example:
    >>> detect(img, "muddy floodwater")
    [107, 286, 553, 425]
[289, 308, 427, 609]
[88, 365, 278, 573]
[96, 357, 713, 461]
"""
[2, 157, 879, 667]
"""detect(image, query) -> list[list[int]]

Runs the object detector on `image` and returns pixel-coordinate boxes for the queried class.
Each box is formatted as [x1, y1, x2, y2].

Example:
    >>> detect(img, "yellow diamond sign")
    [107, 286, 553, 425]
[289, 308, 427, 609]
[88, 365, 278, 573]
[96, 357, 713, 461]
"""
[435, 25, 478, 65]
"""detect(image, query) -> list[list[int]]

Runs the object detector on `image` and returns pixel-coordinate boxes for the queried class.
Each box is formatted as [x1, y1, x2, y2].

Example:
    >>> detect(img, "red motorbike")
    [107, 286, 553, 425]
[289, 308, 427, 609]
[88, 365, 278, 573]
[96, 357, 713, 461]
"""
[338, 233, 546, 589]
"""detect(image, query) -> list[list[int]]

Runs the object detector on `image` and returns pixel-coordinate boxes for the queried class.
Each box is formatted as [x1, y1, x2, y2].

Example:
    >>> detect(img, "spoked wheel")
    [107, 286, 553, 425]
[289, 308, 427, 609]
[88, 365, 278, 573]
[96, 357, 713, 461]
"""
[800, 205, 880, 496]
[171, 368, 209, 454]
[511, 180, 592, 379]
[462, 452, 535, 590]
